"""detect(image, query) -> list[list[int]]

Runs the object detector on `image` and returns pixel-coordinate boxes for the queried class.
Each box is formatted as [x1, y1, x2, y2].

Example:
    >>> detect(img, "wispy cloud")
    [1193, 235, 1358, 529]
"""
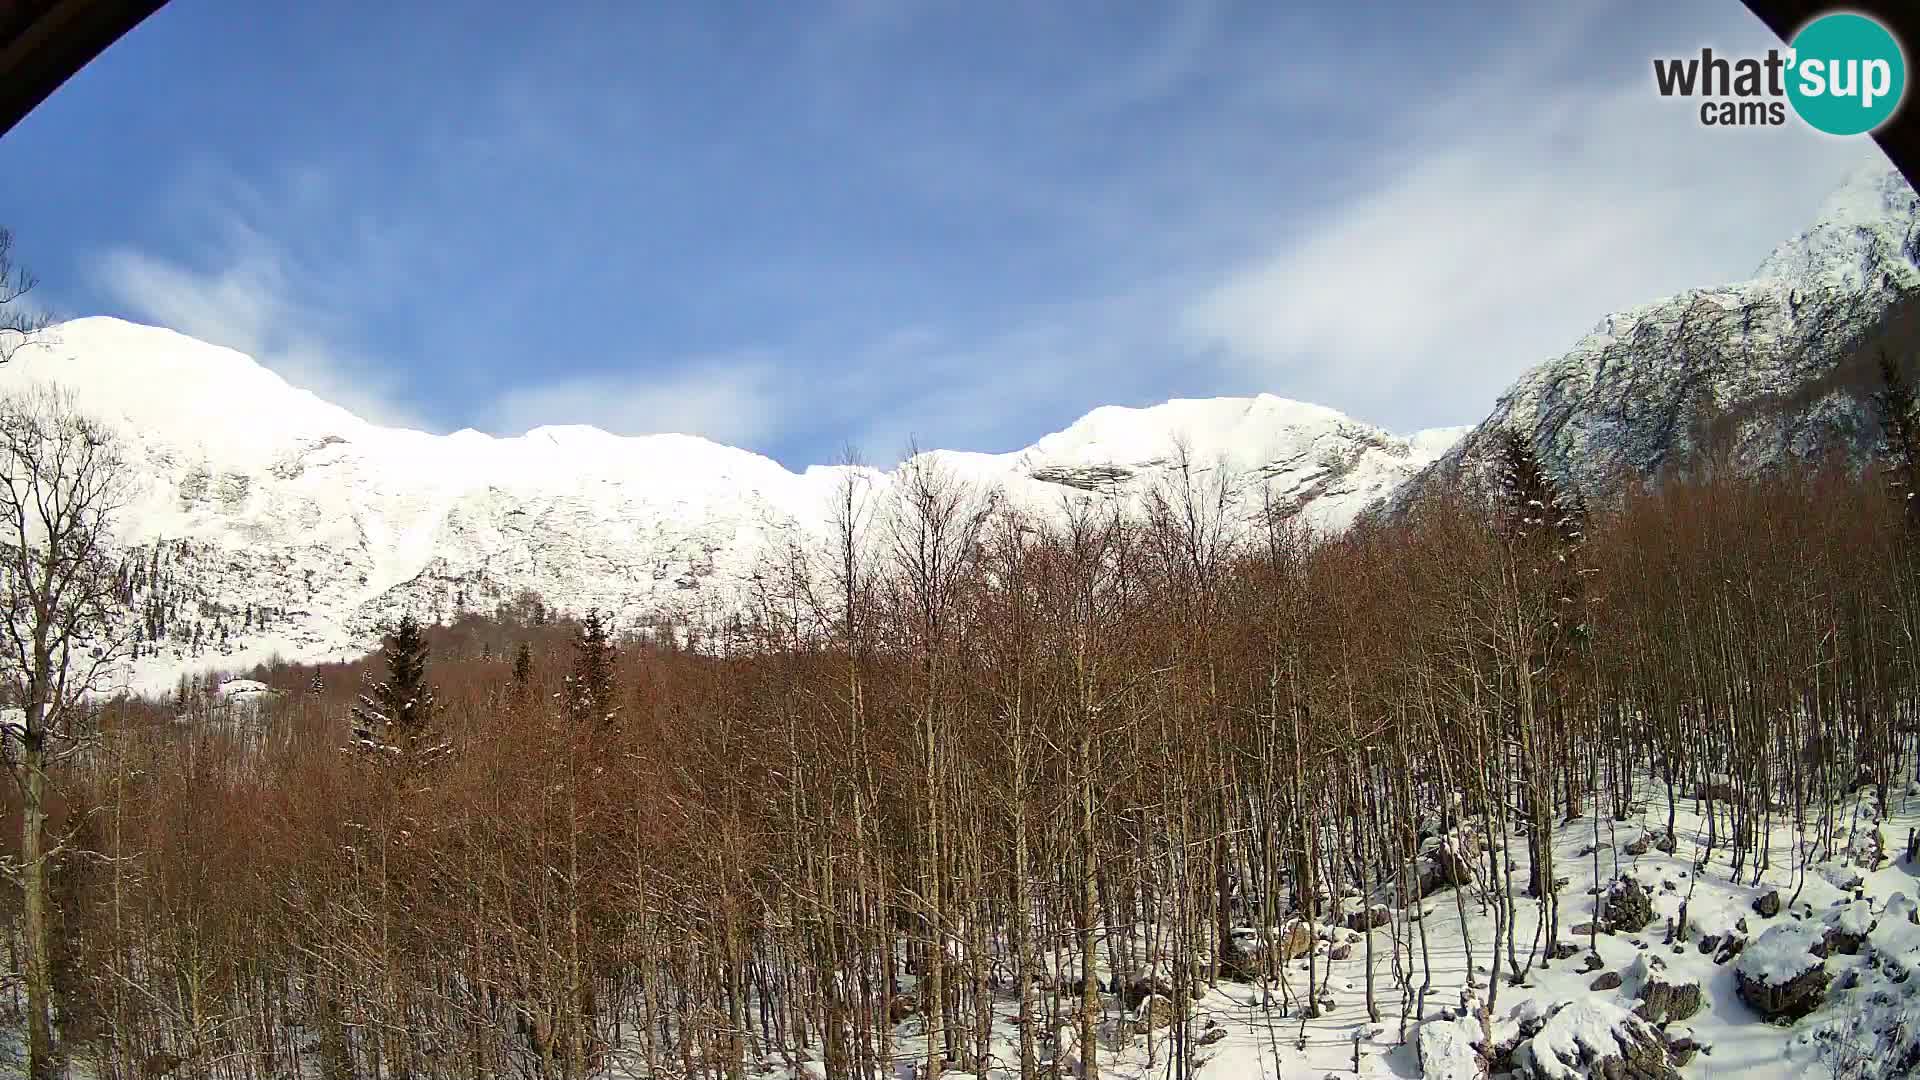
[90, 161, 431, 430]
[1178, 17, 1883, 430]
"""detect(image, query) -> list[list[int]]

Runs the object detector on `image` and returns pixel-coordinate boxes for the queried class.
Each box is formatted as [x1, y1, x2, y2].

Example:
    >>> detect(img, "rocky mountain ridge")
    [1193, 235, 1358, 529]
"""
[1391, 161, 1920, 510]
[0, 319, 1460, 692]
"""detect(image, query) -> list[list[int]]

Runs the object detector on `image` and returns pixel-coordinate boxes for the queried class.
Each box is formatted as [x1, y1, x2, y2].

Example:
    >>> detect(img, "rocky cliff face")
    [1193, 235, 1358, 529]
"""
[1391, 162, 1920, 510]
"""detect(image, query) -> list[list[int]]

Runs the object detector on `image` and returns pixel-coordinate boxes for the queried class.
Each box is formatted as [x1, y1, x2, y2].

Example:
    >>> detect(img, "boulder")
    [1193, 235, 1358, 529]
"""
[1733, 923, 1830, 1022]
[1817, 861, 1865, 892]
[1752, 890, 1781, 918]
[1275, 920, 1315, 961]
[1120, 976, 1173, 1012]
[1820, 899, 1876, 956]
[1664, 1028, 1701, 1067]
[1510, 1000, 1678, 1080]
[1417, 835, 1479, 896]
[1220, 928, 1266, 982]
[1128, 994, 1179, 1034]
[1589, 971, 1623, 991]
[1626, 956, 1702, 1025]
[1852, 826, 1887, 869]
[1345, 904, 1392, 932]
[1062, 974, 1102, 997]
[1604, 877, 1654, 934]
[1416, 1015, 1489, 1080]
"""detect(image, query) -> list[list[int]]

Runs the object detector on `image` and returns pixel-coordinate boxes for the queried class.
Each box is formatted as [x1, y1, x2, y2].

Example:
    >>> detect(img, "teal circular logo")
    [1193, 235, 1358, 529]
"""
[1787, 13, 1906, 136]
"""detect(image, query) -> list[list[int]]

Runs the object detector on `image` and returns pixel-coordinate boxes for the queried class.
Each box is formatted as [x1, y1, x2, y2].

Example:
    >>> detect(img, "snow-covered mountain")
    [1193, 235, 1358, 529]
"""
[1391, 160, 1920, 509]
[0, 317, 1459, 690]
[12, 160, 1917, 691]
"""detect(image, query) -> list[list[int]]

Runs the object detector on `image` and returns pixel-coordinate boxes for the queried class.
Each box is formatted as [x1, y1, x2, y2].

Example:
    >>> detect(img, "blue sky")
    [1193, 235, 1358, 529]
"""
[0, 0, 1887, 468]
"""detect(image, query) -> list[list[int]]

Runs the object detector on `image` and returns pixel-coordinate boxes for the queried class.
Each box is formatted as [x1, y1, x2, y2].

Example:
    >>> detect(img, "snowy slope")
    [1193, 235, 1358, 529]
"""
[16, 161, 1914, 689]
[1392, 160, 1920, 508]
[0, 319, 1456, 689]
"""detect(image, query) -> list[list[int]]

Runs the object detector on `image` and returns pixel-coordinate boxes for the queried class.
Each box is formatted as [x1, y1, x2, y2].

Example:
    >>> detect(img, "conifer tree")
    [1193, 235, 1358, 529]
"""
[511, 640, 534, 700]
[1495, 428, 1588, 641]
[1874, 350, 1920, 529]
[350, 614, 441, 762]
[1492, 427, 1589, 917]
[1495, 430, 1582, 549]
[564, 609, 618, 730]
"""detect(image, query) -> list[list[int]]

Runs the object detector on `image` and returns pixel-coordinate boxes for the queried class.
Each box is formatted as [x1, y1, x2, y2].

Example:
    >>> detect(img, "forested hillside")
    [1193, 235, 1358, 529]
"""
[11, 385, 1920, 1079]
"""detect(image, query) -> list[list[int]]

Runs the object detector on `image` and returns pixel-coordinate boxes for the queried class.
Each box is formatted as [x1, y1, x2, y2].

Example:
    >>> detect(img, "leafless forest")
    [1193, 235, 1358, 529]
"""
[6, 390, 1920, 1080]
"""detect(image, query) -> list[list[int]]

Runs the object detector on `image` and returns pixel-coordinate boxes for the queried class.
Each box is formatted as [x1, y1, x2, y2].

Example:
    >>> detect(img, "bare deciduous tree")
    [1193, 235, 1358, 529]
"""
[0, 386, 128, 1080]
[0, 229, 51, 365]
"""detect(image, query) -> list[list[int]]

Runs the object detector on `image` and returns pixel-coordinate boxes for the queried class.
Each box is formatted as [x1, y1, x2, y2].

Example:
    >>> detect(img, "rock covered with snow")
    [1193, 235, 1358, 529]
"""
[1509, 1000, 1676, 1080]
[1416, 1014, 1489, 1080]
[1735, 921, 1831, 1021]
[1822, 898, 1877, 955]
[1603, 877, 1654, 934]
[205, 677, 285, 722]
[1415, 832, 1479, 897]
[1622, 954, 1701, 1026]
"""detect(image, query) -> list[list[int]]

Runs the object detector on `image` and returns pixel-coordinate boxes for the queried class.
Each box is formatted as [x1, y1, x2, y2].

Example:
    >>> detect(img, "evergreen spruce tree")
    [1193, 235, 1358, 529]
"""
[350, 614, 443, 763]
[1494, 428, 1589, 636]
[564, 609, 618, 730]
[1874, 349, 1920, 529]
[1493, 427, 1592, 898]
[511, 641, 533, 701]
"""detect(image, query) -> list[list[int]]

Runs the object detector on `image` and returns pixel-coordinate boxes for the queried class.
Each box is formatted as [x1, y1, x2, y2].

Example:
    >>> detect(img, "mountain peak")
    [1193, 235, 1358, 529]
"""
[17, 317, 371, 464]
[1815, 158, 1917, 228]
[1389, 155, 1920, 521]
[1751, 159, 1919, 287]
[0, 324, 1446, 693]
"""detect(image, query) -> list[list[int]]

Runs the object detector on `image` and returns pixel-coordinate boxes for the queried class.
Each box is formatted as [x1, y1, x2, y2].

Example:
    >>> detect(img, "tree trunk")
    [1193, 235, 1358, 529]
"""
[23, 730, 55, 1080]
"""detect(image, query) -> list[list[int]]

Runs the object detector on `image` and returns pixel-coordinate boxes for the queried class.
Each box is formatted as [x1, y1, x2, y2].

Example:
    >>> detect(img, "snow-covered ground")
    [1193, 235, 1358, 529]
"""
[685, 776, 1920, 1080]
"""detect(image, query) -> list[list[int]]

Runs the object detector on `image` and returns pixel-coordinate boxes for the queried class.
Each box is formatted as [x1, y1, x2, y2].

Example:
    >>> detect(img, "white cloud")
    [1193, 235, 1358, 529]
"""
[484, 356, 779, 448]
[91, 164, 430, 431]
[1179, 38, 1883, 431]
